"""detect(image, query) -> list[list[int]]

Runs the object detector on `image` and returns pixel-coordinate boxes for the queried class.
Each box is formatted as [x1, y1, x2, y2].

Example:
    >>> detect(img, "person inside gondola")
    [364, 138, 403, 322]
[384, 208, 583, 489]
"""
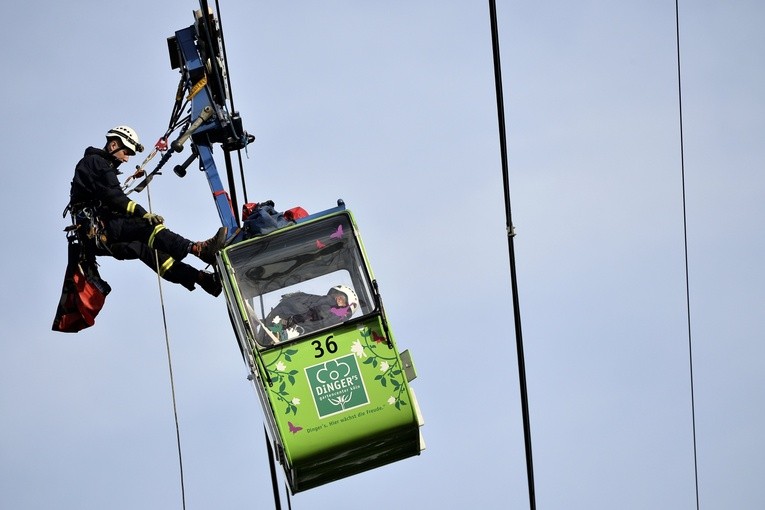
[257, 285, 359, 344]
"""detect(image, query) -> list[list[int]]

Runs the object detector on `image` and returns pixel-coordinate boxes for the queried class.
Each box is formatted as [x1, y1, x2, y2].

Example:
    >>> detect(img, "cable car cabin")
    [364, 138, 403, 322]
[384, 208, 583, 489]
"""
[218, 202, 425, 493]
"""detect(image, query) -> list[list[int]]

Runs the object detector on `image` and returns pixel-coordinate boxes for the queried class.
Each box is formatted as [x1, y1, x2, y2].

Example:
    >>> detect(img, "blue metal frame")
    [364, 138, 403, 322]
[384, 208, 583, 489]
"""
[172, 20, 241, 237]
[167, 8, 423, 494]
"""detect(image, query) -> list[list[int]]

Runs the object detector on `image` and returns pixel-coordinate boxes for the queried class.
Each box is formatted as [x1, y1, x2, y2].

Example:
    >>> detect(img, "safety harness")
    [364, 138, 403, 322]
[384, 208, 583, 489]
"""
[63, 202, 111, 254]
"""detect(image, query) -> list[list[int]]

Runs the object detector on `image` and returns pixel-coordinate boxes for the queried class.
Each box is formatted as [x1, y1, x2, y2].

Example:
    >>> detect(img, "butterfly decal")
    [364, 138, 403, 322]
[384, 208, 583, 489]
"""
[330, 306, 350, 318]
[316, 239, 326, 249]
[330, 224, 344, 239]
[288, 421, 303, 434]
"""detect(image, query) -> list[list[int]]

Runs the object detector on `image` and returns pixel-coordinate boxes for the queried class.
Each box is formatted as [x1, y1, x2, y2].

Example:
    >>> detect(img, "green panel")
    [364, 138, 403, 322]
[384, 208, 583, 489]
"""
[218, 207, 423, 491]
[257, 318, 420, 490]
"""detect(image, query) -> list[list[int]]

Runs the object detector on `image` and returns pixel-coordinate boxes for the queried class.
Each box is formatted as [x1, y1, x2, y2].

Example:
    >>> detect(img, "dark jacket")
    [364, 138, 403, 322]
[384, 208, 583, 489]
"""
[69, 147, 147, 218]
[260, 292, 352, 343]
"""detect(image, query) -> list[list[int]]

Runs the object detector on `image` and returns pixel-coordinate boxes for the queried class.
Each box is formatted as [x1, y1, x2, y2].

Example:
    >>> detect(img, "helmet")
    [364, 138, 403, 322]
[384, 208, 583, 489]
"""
[106, 125, 144, 154]
[331, 285, 359, 311]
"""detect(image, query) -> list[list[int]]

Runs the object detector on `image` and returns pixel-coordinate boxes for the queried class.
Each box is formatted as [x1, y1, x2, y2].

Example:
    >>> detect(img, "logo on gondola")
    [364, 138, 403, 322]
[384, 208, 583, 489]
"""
[305, 354, 368, 418]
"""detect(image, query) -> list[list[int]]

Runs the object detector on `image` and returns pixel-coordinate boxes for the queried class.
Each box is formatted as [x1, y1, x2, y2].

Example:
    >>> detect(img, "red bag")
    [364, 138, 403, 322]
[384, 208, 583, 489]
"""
[284, 207, 309, 221]
[52, 241, 111, 333]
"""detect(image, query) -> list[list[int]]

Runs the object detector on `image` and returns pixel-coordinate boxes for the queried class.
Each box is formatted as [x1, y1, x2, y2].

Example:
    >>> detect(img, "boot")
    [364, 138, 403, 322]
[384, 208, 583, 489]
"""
[197, 271, 222, 297]
[192, 226, 227, 265]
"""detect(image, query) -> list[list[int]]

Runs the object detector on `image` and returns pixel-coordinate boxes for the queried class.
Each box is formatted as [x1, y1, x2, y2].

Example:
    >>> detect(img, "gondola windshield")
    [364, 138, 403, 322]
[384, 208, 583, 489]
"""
[226, 213, 376, 348]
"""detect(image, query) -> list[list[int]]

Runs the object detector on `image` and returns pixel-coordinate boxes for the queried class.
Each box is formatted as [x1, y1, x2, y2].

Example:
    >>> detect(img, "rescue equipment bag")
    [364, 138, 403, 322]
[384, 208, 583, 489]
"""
[52, 239, 111, 333]
[241, 201, 308, 238]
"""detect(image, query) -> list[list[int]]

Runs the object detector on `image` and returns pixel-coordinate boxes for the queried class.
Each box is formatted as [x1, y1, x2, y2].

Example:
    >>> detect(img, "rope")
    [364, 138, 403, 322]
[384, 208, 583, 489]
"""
[146, 185, 188, 510]
[488, 2, 536, 509]
[674, 3, 701, 509]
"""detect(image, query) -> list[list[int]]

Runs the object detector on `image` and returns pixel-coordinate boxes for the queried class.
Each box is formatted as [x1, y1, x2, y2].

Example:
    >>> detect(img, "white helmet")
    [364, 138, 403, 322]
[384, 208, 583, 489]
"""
[106, 125, 144, 154]
[331, 285, 359, 311]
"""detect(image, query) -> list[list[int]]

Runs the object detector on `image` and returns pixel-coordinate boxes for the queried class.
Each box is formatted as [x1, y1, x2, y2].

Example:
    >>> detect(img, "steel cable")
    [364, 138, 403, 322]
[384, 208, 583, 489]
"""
[488, 2, 536, 509]
[674, 2, 701, 509]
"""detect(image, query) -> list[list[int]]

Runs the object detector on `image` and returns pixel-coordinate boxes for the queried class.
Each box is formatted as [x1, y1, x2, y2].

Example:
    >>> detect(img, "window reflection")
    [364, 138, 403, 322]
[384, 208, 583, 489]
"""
[227, 214, 374, 347]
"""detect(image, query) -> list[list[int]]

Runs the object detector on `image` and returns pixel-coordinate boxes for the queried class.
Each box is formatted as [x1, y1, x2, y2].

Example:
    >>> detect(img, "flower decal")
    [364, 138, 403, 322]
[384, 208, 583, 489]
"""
[354, 327, 409, 411]
[351, 339, 367, 358]
[264, 348, 300, 415]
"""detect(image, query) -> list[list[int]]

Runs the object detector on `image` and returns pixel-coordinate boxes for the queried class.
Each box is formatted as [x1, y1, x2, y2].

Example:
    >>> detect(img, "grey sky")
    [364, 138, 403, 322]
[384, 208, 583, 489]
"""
[2, 1, 764, 509]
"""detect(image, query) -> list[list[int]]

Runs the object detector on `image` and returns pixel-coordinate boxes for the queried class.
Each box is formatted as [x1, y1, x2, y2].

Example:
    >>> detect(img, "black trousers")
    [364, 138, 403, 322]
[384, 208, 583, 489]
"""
[109, 241, 199, 290]
[104, 216, 191, 260]
[104, 217, 199, 290]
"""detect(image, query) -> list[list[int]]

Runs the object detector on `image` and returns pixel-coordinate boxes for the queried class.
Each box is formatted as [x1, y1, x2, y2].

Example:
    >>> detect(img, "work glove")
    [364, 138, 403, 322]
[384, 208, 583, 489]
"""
[143, 212, 165, 225]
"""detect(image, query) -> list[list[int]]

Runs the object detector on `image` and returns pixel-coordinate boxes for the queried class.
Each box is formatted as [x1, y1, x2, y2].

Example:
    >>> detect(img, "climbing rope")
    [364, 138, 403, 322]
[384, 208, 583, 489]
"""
[673, 2, 700, 509]
[146, 184, 188, 510]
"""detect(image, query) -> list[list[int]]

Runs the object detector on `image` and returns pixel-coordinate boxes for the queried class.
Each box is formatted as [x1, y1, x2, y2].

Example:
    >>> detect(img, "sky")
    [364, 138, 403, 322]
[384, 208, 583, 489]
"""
[2, 1, 764, 509]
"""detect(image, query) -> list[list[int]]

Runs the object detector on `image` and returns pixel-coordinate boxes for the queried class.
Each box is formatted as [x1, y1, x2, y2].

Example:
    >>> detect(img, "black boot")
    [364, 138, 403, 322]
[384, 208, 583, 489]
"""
[197, 271, 222, 297]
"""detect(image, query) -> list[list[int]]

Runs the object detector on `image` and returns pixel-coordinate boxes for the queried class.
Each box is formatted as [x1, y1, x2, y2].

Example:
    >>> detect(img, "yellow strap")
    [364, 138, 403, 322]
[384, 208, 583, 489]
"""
[148, 224, 166, 248]
[188, 76, 208, 100]
[158, 257, 174, 276]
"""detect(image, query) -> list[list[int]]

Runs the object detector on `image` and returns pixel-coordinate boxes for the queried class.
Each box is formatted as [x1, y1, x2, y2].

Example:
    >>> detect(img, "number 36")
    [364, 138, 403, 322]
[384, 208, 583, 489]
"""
[312, 336, 338, 358]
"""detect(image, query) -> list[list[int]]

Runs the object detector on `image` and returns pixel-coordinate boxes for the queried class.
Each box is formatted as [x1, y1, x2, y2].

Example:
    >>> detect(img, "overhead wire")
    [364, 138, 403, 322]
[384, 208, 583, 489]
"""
[212, 0, 250, 205]
[487, 2, 536, 509]
[488, 4, 702, 510]
[194, 0, 241, 226]
[265, 427, 283, 510]
[673, 2, 701, 509]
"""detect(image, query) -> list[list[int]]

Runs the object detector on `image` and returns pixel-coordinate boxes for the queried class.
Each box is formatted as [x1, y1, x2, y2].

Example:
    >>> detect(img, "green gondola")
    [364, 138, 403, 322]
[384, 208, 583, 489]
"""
[217, 201, 425, 493]
[157, 4, 424, 493]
